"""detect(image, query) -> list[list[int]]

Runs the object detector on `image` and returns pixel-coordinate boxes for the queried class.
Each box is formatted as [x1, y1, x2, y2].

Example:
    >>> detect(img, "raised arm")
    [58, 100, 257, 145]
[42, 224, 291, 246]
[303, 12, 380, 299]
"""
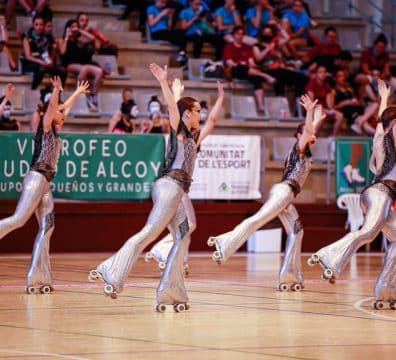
[298, 94, 318, 150]
[43, 76, 62, 132]
[171, 78, 184, 102]
[0, 83, 14, 117]
[198, 81, 224, 146]
[63, 80, 90, 117]
[150, 63, 179, 131]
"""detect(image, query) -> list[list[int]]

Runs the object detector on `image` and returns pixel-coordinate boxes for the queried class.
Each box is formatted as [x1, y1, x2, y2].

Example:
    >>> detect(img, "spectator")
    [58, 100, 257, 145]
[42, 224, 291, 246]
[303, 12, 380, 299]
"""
[141, 111, 170, 134]
[77, 12, 118, 57]
[0, 84, 20, 131]
[359, 33, 390, 80]
[282, 0, 318, 58]
[199, 99, 209, 124]
[180, 0, 223, 60]
[147, 0, 188, 64]
[0, 17, 18, 71]
[21, 15, 66, 90]
[6, 0, 52, 24]
[107, 88, 139, 134]
[223, 26, 275, 113]
[253, 24, 308, 98]
[214, 0, 257, 46]
[306, 65, 344, 136]
[58, 19, 104, 112]
[302, 26, 342, 75]
[245, 0, 274, 38]
[332, 69, 378, 135]
[117, 1, 149, 33]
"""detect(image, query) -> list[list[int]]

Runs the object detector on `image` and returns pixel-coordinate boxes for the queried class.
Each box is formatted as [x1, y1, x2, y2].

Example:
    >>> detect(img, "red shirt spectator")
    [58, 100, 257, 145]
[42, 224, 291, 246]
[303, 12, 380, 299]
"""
[223, 42, 253, 65]
[360, 33, 390, 79]
[306, 77, 331, 107]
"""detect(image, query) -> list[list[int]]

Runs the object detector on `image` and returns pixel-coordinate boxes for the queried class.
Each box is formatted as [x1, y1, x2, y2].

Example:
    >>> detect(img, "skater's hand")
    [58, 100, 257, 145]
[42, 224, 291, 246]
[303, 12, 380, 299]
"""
[378, 79, 391, 100]
[313, 105, 326, 129]
[50, 76, 63, 92]
[76, 80, 90, 95]
[299, 94, 317, 112]
[150, 63, 168, 83]
[216, 80, 224, 98]
[5, 83, 14, 100]
[171, 78, 184, 100]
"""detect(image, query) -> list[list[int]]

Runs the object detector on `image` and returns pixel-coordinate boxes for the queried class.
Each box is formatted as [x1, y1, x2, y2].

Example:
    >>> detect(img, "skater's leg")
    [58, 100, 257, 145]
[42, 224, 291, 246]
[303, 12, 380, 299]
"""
[278, 204, 304, 290]
[26, 190, 55, 292]
[0, 172, 48, 240]
[157, 199, 191, 305]
[209, 183, 294, 262]
[95, 179, 184, 292]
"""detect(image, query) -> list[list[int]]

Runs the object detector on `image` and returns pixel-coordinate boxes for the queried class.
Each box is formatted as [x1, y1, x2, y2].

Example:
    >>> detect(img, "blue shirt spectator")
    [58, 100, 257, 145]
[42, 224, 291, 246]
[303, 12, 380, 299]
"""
[147, 4, 170, 33]
[245, 6, 271, 37]
[179, 7, 202, 36]
[282, 8, 310, 39]
[214, 5, 240, 35]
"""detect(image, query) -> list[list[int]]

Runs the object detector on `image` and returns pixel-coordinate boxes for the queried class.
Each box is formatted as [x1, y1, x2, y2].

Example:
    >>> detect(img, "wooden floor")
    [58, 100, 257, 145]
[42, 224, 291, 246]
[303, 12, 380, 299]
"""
[0, 253, 395, 360]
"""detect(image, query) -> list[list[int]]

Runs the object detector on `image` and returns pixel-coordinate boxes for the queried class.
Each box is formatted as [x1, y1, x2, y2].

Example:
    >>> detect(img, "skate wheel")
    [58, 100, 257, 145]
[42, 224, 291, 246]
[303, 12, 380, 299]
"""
[278, 283, 289, 292]
[323, 268, 334, 279]
[212, 251, 222, 264]
[307, 258, 315, 267]
[26, 286, 36, 295]
[158, 261, 166, 270]
[311, 254, 320, 262]
[144, 252, 153, 262]
[185, 304, 190, 310]
[390, 301, 396, 310]
[183, 263, 190, 276]
[156, 304, 166, 313]
[291, 283, 303, 292]
[373, 300, 385, 310]
[173, 303, 186, 312]
[104, 284, 116, 299]
[88, 269, 101, 281]
[207, 237, 216, 247]
[40, 285, 52, 294]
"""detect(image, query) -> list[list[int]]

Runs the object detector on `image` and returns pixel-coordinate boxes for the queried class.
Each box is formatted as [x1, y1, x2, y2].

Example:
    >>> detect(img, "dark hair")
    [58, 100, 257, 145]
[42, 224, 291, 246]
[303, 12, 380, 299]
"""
[177, 96, 197, 119]
[381, 106, 396, 130]
[122, 87, 133, 101]
[294, 123, 304, 138]
[337, 50, 353, 62]
[233, 25, 244, 35]
[199, 100, 208, 109]
[324, 26, 337, 35]
[33, 14, 45, 23]
[374, 33, 388, 45]
[63, 19, 78, 38]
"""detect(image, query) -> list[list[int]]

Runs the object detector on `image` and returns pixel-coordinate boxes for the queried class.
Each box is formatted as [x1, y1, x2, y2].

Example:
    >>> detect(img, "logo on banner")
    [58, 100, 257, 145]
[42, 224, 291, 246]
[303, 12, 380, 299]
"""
[219, 182, 228, 192]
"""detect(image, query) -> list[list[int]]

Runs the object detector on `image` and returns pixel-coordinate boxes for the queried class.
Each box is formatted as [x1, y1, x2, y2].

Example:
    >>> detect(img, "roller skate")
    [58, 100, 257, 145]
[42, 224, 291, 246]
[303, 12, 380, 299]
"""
[25, 284, 54, 295]
[156, 282, 190, 313]
[155, 302, 190, 313]
[207, 236, 224, 264]
[88, 268, 119, 299]
[278, 273, 304, 292]
[307, 253, 336, 284]
[373, 286, 396, 310]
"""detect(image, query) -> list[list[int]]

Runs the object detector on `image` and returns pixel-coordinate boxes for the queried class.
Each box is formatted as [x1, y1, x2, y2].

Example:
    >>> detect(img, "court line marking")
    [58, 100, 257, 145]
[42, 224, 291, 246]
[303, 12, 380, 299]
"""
[353, 297, 396, 321]
[0, 349, 88, 360]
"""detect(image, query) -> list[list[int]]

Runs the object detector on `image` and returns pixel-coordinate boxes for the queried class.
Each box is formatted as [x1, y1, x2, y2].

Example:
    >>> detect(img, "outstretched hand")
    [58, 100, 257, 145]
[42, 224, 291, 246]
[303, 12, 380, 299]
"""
[50, 76, 63, 92]
[150, 63, 168, 82]
[171, 78, 184, 99]
[5, 83, 14, 99]
[378, 79, 391, 100]
[299, 94, 317, 112]
[76, 80, 90, 95]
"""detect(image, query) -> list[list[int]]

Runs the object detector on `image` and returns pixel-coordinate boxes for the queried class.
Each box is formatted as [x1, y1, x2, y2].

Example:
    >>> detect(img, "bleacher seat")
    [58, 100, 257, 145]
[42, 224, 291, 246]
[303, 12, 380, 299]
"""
[23, 88, 41, 114]
[16, 16, 31, 37]
[10, 87, 25, 115]
[145, 23, 170, 45]
[0, 53, 22, 76]
[90, 19, 129, 32]
[311, 137, 335, 163]
[63, 91, 99, 117]
[92, 54, 130, 80]
[265, 96, 291, 120]
[272, 137, 295, 161]
[230, 95, 264, 120]
[187, 58, 223, 82]
[98, 92, 122, 116]
[134, 92, 164, 118]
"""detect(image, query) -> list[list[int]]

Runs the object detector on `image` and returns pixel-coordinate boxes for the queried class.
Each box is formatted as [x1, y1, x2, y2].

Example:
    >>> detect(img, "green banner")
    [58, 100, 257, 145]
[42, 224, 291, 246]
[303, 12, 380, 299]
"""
[0, 132, 165, 200]
[335, 137, 374, 198]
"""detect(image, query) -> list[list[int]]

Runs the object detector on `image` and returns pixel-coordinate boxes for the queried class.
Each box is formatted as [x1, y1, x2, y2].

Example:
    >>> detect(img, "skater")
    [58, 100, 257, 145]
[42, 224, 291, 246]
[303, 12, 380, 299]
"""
[308, 79, 396, 310]
[145, 77, 224, 276]
[208, 94, 324, 292]
[89, 64, 224, 312]
[0, 77, 89, 294]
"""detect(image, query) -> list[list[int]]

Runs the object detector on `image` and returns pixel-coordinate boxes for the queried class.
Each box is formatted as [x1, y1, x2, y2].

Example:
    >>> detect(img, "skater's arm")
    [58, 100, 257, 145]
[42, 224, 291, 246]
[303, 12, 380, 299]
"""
[43, 76, 62, 132]
[298, 94, 317, 150]
[198, 81, 224, 145]
[150, 63, 179, 131]
[63, 80, 90, 117]
[0, 83, 13, 117]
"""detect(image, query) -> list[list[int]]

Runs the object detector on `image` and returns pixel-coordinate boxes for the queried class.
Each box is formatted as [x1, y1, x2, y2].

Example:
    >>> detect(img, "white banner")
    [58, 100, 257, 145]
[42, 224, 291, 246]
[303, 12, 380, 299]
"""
[190, 135, 262, 199]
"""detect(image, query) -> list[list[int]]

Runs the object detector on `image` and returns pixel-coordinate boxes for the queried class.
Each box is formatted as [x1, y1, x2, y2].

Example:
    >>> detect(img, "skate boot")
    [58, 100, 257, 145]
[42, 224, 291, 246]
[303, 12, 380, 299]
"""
[88, 265, 121, 299]
[373, 286, 396, 310]
[307, 253, 336, 284]
[278, 272, 304, 292]
[156, 284, 190, 313]
[26, 264, 54, 295]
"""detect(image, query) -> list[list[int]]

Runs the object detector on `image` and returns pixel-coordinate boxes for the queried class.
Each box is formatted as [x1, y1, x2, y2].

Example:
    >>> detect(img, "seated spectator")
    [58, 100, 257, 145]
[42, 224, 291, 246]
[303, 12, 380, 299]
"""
[245, 0, 274, 38]
[108, 88, 139, 134]
[180, 0, 223, 60]
[306, 65, 344, 136]
[332, 69, 378, 135]
[302, 26, 342, 75]
[77, 12, 118, 57]
[215, 0, 257, 46]
[21, 15, 66, 90]
[0, 17, 18, 71]
[282, 0, 318, 58]
[58, 19, 104, 112]
[223, 26, 275, 113]
[253, 24, 308, 98]
[117, 1, 148, 33]
[6, 0, 52, 24]
[0, 84, 20, 131]
[199, 100, 209, 124]
[147, 0, 188, 64]
[141, 111, 170, 134]
[359, 33, 391, 80]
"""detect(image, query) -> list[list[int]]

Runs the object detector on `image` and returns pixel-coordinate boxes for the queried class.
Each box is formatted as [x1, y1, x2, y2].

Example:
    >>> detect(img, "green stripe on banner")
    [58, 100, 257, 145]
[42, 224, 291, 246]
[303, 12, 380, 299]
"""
[0, 132, 165, 200]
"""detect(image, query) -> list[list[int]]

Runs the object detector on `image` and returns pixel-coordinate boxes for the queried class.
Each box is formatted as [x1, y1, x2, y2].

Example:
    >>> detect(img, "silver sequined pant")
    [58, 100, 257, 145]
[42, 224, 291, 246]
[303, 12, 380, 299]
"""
[212, 182, 305, 284]
[96, 177, 191, 304]
[316, 186, 396, 300]
[0, 171, 54, 287]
